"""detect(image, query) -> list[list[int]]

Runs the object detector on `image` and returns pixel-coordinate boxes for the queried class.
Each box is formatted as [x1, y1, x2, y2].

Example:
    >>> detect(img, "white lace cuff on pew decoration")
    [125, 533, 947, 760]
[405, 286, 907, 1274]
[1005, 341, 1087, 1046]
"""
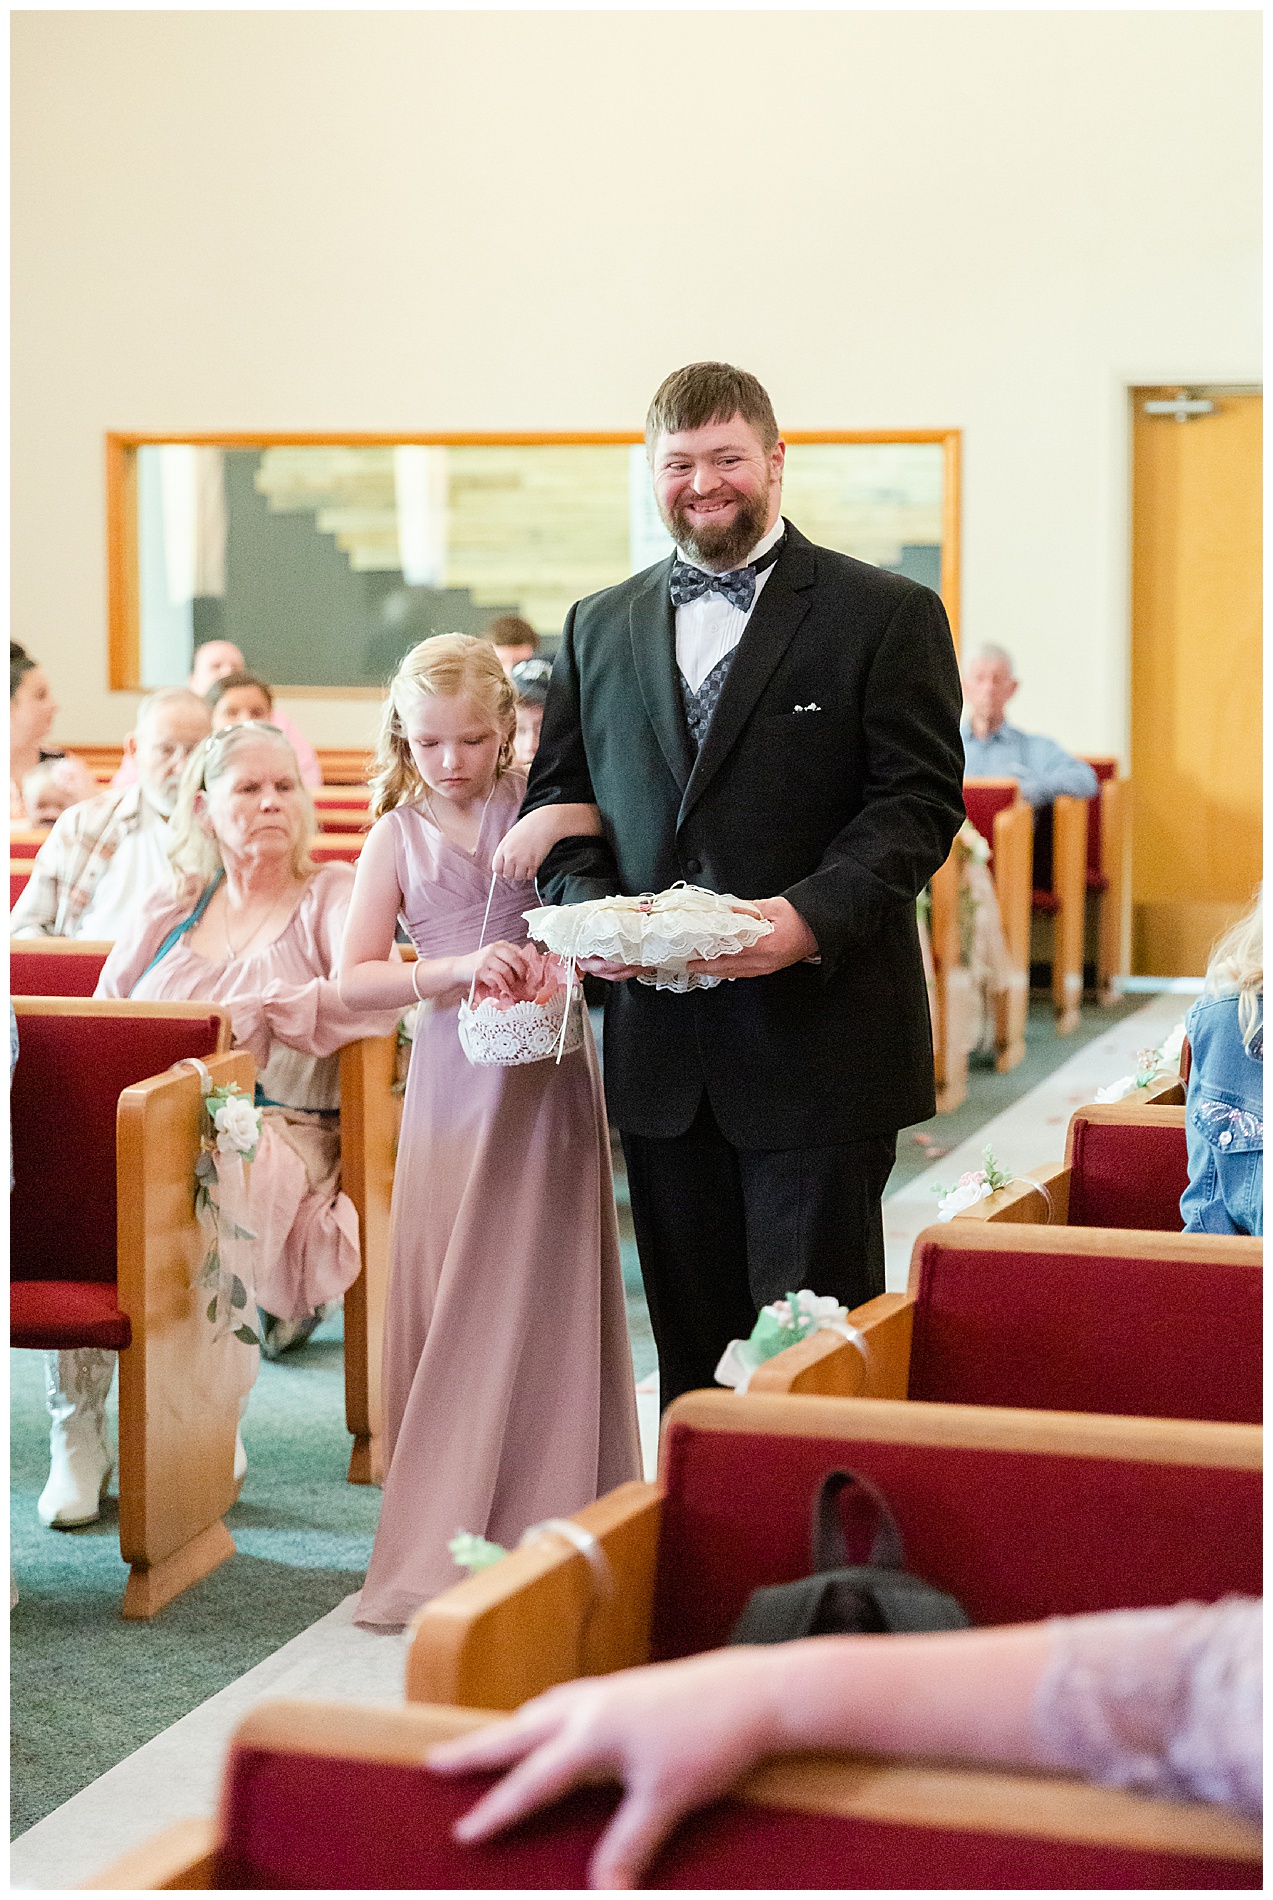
[714, 1290, 868, 1393]
[525, 883, 774, 993]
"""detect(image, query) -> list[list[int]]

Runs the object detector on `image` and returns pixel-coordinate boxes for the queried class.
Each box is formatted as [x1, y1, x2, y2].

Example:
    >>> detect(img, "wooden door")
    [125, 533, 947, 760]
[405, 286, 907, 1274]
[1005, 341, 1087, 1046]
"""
[1130, 387, 1262, 975]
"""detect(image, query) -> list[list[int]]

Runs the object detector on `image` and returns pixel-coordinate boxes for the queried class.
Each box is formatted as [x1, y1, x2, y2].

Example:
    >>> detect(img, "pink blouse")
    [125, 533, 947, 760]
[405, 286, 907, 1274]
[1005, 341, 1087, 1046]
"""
[96, 863, 399, 1109]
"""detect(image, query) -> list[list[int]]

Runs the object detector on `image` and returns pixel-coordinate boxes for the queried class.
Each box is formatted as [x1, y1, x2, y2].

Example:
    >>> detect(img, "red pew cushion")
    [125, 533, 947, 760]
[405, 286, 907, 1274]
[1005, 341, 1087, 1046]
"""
[10, 1010, 224, 1288]
[962, 782, 1018, 856]
[906, 1233, 1261, 1423]
[10, 948, 111, 997]
[11, 868, 31, 909]
[651, 1420, 1260, 1661]
[1067, 1115, 1188, 1230]
[10, 1279, 132, 1350]
[309, 839, 363, 863]
[213, 1747, 1258, 1890]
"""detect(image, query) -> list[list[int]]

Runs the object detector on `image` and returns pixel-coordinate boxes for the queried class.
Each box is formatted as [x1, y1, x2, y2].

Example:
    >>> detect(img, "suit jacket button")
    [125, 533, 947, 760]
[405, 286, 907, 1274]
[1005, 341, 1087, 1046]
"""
[685, 858, 702, 876]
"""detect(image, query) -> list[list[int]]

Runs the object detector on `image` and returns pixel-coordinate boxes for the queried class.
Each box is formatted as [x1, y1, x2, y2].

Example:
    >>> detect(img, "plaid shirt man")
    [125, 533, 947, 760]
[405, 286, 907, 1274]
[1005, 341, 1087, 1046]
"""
[10, 784, 165, 938]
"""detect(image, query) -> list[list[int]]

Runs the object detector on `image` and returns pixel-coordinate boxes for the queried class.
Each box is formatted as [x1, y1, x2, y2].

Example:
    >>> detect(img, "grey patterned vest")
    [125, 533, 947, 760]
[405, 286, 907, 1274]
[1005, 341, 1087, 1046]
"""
[680, 649, 737, 751]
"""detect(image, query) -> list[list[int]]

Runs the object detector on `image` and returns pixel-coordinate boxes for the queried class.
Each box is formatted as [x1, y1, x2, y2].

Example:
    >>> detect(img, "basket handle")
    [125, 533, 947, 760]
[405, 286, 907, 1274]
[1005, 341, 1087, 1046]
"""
[467, 867, 501, 1009]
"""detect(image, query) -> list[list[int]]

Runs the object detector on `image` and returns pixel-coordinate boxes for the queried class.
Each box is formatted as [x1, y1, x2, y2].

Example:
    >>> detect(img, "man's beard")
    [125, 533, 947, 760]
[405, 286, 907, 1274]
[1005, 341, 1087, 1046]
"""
[661, 483, 773, 572]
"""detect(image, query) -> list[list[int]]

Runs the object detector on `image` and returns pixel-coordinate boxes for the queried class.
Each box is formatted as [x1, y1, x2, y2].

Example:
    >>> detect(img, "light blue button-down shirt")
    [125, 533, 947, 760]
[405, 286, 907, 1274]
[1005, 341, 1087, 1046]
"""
[960, 719, 1098, 807]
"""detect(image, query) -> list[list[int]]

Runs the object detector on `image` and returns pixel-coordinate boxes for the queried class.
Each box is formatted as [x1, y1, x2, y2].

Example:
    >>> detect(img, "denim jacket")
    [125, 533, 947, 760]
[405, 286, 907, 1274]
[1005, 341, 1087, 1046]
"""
[1180, 992, 1263, 1236]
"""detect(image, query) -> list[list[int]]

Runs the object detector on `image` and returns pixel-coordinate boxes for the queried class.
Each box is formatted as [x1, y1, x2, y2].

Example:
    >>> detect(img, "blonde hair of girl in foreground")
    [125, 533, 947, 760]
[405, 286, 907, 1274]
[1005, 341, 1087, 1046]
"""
[339, 635, 599, 1013]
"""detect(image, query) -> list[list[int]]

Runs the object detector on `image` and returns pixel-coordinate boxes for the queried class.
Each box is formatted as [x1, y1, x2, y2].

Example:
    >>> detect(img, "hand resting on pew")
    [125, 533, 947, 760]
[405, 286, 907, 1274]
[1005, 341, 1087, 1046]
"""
[427, 1598, 1261, 1890]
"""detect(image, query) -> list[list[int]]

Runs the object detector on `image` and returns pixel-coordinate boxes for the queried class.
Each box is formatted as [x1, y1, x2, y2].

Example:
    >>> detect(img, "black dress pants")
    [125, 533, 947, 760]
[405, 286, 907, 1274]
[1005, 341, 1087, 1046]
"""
[620, 1095, 896, 1408]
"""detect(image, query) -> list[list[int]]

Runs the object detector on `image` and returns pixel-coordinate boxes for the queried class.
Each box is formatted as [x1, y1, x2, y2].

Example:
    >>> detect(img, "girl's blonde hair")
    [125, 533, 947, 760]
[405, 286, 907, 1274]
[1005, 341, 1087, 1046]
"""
[1204, 888, 1263, 1052]
[370, 634, 517, 820]
[167, 721, 317, 900]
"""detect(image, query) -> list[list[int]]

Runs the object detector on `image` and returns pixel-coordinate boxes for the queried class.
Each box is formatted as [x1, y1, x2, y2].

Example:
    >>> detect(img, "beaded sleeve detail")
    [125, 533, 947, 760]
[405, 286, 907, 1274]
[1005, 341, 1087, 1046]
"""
[1033, 1598, 1262, 1820]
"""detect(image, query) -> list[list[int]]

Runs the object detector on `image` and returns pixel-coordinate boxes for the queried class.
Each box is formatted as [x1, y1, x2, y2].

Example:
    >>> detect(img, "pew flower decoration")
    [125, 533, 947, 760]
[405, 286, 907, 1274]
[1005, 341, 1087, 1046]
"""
[1094, 1019, 1187, 1104]
[715, 1289, 863, 1392]
[935, 1145, 1013, 1219]
[449, 1530, 509, 1575]
[194, 1082, 262, 1347]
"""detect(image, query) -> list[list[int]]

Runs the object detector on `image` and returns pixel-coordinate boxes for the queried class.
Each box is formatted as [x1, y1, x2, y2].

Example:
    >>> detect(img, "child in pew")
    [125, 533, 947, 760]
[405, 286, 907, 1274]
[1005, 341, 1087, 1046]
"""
[338, 634, 639, 1627]
[1181, 890, 1263, 1235]
[430, 1596, 1262, 1890]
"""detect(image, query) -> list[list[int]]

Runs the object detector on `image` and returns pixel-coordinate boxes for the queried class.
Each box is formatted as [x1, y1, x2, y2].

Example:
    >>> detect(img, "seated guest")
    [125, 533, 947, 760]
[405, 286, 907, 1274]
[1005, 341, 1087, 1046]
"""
[112, 640, 323, 789]
[208, 668, 280, 731]
[11, 687, 210, 939]
[101, 724, 397, 1320]
[430, 1598, 1261, 1890]
[10, 642, 95, 823]
[20, 757, 96, 829]
[960, 645, 1098, 805]
[485, 614, 540, 677]
[509, 656, 554, 768]
[1181, 892, 1262, 1236]
[33, 725, 399, 1531]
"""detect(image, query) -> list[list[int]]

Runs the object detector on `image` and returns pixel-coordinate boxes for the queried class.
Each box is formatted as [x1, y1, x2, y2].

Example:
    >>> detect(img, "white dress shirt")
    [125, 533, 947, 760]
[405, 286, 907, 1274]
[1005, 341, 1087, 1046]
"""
[674, 518, 785, 694]
[75, 792, 174, 940]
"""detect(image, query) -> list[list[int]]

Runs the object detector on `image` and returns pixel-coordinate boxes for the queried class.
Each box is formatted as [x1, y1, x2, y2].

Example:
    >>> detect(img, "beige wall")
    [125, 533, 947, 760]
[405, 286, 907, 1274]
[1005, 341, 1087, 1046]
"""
[12, 9, 1260, 755]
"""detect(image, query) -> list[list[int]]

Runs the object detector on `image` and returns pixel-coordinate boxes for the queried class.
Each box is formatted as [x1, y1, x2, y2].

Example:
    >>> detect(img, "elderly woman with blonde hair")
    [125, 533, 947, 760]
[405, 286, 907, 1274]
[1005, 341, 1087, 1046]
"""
[32, 722, 399, 1532]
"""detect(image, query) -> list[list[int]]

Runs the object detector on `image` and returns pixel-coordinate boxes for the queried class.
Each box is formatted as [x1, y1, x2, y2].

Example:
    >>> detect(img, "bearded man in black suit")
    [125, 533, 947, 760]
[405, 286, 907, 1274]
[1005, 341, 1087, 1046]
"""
[523, 362, 966, 1406]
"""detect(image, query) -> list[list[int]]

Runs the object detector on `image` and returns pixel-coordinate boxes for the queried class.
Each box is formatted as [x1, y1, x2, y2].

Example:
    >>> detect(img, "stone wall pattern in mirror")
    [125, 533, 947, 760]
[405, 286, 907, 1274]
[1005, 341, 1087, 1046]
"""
[110, 434, 959, 692]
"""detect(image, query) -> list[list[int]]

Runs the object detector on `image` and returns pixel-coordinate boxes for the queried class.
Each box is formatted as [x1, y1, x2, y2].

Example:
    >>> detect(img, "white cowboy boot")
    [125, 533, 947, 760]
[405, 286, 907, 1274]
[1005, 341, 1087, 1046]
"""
[37, 1348, 115, 1528]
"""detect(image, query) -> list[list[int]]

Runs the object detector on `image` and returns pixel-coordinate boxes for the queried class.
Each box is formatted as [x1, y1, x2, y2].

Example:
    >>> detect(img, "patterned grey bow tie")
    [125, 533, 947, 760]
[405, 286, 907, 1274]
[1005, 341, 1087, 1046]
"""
[669, 538, 783, 613]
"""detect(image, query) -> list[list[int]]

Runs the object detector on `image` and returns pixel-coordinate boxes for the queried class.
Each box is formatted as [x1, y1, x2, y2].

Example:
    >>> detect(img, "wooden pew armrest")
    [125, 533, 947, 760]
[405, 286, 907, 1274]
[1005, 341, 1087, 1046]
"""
[80, 1817, 219, 1889]
[750, 1294, 914, 1400]
[955, 1163, 1071, 1225]
[405, 1480, 662, 1710]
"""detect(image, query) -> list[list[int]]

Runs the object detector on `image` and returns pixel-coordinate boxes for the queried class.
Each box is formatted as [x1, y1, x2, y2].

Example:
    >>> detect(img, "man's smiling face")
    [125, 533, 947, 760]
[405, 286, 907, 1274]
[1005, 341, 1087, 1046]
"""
[651, 413, 785, 572]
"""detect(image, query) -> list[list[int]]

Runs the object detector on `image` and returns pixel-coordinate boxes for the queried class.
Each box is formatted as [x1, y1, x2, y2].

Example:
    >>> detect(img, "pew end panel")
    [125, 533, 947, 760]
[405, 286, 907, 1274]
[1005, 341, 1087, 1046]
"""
[80, 1818, 219, 1890]
[1094, 770, 1131, 1002]
[82, 1694, 1262, 1890]
[339, 1031, 400, 1485]
[1048, 794, 1088, 1032]
[117, 1049, 255, 1619]
[749, 1293, 914, 1399]
[991, 796, 1033, 1069]
[927, 845, 972, 1114]
[405, 1480, 662, 1710]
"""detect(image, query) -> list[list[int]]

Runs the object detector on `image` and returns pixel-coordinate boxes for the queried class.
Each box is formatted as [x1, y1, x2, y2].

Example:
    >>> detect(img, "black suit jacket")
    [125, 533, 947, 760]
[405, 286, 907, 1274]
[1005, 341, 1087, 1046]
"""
[523, 521, 966, 1147]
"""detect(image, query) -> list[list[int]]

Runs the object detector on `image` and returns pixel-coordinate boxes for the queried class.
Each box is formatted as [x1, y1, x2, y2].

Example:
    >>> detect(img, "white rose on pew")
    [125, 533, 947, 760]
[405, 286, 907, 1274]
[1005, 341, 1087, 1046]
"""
[936, 1170, 992, 1220]
[214, 1094, 262, 1156]
[1158, 1020, 1186, 1067]
[1094, 1074, 1138, 1104]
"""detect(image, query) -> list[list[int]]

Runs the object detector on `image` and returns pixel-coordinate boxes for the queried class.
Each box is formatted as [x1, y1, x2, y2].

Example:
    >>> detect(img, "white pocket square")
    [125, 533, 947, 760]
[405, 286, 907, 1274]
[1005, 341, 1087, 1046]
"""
[793, 702, 822, 713]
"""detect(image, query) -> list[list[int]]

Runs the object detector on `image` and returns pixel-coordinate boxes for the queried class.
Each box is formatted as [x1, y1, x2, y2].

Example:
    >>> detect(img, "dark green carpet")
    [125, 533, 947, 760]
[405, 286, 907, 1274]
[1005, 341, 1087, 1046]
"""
[11, 991, 1139, 1836]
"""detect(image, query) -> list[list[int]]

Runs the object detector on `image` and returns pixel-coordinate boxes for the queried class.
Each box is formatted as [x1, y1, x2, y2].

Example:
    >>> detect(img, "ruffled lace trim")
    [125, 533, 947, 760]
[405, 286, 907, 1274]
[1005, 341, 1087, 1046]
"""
[526, 885, 774, 993]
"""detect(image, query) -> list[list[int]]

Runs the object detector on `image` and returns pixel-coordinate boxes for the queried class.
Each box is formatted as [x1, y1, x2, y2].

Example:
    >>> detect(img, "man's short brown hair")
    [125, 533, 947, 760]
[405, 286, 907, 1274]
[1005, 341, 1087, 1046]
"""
[644, 362, 780, 456]
[485, 615, 539, 653]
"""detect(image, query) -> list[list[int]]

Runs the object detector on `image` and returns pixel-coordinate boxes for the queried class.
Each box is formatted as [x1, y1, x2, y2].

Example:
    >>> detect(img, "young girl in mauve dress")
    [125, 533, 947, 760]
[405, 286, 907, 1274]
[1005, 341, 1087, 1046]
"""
[340, 635, 640, 1628]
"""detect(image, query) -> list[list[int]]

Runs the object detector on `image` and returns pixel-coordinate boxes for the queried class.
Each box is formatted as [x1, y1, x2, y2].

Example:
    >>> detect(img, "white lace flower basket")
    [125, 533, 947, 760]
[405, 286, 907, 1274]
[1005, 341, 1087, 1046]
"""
[525, 884, 774, 993]
[458, 986, 584, 1068]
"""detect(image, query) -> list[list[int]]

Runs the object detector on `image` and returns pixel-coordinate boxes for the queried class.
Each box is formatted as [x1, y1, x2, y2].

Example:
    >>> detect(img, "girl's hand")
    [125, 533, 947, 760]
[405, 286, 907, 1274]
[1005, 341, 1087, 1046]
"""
[493, 804, 603, 884]
[426, 1649, 784, 1890]
[464, 940, 529, 1000]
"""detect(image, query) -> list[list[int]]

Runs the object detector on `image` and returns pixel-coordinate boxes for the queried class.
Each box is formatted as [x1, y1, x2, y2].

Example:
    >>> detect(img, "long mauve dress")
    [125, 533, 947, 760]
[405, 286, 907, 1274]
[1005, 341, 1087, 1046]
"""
[97, 863, 401, 1319]
[355, 774, 641, 1628]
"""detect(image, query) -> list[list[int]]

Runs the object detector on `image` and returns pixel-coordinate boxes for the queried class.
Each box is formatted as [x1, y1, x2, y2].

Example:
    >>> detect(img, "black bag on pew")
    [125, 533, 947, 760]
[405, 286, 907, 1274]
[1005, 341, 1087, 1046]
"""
[728, 1468, 970, 1644]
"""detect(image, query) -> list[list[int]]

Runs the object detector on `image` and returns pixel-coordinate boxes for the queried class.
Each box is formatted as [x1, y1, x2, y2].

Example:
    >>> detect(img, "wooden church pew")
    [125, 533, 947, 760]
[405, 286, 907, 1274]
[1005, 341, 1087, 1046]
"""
[927, 840, 974, 1113]
[1082, 757, 1132, 1001]
[1030, 792, 1088, 1033]
[402, 1391, 1260, 1714]
[83, 1692, 1261, 1890]
[11, 999, 249, 1617]
[10, 938, 114, 996]
[957, 1101, 1188, 1230]
[750, 1224, 1260, 1424]
[339, 1030, 402, 1484]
